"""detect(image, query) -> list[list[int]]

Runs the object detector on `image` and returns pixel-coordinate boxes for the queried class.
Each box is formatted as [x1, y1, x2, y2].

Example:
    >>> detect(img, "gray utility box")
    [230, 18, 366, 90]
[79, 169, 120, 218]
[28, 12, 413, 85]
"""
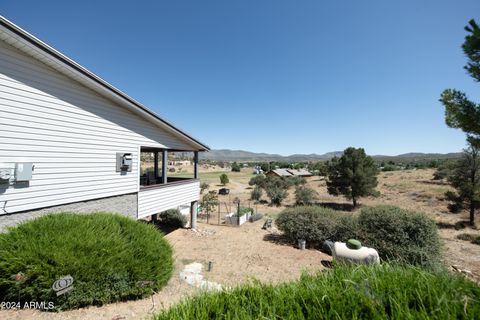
[116, 153, 133, 172]
[15, 163, 33, 181]
[0, 163, 33, 184]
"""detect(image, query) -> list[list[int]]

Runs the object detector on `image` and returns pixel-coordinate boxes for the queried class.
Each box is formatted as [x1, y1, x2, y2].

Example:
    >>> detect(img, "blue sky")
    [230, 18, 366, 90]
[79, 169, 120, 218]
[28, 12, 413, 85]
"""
[2, 1, 480, 155]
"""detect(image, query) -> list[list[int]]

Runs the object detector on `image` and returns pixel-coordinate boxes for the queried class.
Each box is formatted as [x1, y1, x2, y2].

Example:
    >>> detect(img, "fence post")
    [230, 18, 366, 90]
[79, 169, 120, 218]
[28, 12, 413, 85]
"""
[237, 201, 240, 226]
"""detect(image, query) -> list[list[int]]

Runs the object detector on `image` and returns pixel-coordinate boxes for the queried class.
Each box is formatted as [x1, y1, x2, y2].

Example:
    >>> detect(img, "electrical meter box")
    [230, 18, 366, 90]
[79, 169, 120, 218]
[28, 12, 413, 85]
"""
[116, 153, 133, 172]
[0, 163, 33, 184]
[15, 163, 33, 181]
[0, 168, 12, 182]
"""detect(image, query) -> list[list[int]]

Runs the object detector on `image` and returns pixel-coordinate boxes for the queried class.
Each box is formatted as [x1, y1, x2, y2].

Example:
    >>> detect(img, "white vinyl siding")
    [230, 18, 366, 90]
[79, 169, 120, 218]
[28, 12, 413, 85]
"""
[0, 39, 195, 214]
[137, 181, 200, 219]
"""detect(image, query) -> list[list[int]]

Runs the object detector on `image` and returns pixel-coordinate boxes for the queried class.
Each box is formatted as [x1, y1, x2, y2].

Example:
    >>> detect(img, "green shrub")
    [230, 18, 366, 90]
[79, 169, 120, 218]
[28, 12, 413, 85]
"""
[0, 213, 173, 310]
[287, 176, 306, 187]
[358, 206, 442, 268]
[248, 175, 266, 188]
[219, 173, 229, 185]
[231, 162, 241, 172]
[250, 186, 263, 201]
[234, 207, 253, 217]
[160, 209, 187, 228]
[276, 207, 355, 246]
[294, 186, 318, 205]
[265, 185, 288, 206]
[276, 205, 442, 268]
[155, 264, 480, 320]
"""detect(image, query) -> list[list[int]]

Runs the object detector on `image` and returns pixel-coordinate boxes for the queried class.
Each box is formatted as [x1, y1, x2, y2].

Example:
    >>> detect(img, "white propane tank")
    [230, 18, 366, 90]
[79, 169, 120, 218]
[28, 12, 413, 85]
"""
[332, 242, 380, 265]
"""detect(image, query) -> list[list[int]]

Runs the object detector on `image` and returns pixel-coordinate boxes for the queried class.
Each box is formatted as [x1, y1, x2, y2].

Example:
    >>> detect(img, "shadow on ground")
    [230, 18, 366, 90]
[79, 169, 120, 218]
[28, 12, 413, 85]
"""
[262, 233, 293, 247]
[436, 220, 471, 230]
[148, 221, 181, 235]
[315, 202, 357, 212]
[416, 180, 449, 186]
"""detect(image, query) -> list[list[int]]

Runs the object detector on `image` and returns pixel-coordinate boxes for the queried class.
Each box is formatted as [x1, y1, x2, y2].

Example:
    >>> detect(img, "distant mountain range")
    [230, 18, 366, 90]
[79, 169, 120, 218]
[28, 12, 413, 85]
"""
[199, 149, 462, 162]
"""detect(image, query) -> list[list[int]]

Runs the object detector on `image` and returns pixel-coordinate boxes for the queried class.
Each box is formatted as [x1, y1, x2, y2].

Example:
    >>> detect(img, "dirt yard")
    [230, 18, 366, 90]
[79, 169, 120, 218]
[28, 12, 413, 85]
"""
[198, 167, 480, 281]
[2, 167, 480, 320]
[0, 220, 329, 320]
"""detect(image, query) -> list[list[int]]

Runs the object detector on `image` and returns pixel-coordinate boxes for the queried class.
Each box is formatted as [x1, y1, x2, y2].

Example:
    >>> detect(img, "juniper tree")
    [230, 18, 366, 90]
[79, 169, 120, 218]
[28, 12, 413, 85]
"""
[219, 173, 229, 186]
[231, 162, 241, 172]
[326, 147, 378, 208]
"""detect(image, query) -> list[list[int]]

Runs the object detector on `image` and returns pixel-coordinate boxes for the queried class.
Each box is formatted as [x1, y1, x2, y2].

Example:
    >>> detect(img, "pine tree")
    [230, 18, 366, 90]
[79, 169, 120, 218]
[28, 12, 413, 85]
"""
[445, 146, 480, 226]
[440, 20, 480, 147]
[440, 19, 480, 226]
[326, 147, 378, 207]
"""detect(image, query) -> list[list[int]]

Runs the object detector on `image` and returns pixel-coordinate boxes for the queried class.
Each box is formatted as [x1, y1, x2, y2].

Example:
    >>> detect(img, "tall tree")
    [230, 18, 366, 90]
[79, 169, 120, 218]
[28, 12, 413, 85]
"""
[326, 147, 378, 207]
[440, 19, 480, 226]
[440, 19, 480, 147]
[445, 146, 480, 226]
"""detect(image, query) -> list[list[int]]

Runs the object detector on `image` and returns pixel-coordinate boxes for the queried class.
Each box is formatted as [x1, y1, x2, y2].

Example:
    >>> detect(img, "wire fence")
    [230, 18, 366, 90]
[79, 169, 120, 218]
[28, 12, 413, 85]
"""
[197, 200, 258, 226]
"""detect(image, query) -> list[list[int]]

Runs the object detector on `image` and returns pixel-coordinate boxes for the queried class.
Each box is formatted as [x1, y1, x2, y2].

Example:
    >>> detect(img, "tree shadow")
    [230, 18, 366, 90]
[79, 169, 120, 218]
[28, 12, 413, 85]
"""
[436, 221, 470, 230]
[148, 220, 180, 235]
[417, 180, 449, 186]
[262, 233, 293, 247]
[315, 202, 357, 212]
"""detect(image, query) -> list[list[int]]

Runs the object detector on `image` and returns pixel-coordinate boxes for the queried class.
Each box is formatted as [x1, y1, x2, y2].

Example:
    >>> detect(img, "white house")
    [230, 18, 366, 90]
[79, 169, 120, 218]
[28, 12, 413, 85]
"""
[0, 16, 209, 230]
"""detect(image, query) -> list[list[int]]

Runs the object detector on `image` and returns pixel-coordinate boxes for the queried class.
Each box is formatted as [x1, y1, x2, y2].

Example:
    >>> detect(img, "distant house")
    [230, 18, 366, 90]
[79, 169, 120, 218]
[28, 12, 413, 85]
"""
[0, 17, 209, 230]
[266, 168, 312, 178]
[287, 169, 313, 177]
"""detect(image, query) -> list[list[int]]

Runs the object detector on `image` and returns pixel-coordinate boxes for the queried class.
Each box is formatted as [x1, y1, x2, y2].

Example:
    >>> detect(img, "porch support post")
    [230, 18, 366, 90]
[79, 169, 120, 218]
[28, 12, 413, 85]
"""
[194, 151, 199, 179]
[190, 200, 198, 229]
[162, 149, 168, 184]
[154, 151, 159, 179]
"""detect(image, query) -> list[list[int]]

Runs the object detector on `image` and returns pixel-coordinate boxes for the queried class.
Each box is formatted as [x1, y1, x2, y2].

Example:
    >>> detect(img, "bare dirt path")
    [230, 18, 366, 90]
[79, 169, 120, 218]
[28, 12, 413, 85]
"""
[1, 220, 328, 320]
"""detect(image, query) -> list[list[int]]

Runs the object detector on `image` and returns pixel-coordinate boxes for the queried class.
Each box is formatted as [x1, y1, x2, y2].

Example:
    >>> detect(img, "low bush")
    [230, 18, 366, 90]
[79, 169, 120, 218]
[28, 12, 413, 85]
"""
[276, 207, 354, 246]
[159, 209, 187, 228]
[231, 162, 241, 172]
[358, 206, 442, 268]
[276, 205, 442, 268]
[155, 264, 480, 319]
[294, 186, 318, 205]
[0, 213, 173, 310]
[265, 185, 288, 206]
[250, 186, 263, 201]
[287, 176, 306, 187]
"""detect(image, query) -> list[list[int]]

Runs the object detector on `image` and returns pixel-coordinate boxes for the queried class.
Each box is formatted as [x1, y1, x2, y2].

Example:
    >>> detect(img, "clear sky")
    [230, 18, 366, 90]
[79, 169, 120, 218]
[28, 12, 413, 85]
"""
[2, 1, 480, 155]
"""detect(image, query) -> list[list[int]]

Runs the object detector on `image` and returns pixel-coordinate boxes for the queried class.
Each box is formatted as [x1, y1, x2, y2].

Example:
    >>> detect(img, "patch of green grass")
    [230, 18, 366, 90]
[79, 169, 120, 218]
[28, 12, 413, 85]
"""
[199, 170, 253, 184]
[0, 213, 173, 310]
[155, 264, 480, 319]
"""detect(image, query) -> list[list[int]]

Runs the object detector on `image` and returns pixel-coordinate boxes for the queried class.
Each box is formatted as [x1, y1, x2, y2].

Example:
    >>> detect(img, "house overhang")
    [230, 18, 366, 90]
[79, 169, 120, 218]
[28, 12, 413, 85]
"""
[0, 15, 210, 152]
